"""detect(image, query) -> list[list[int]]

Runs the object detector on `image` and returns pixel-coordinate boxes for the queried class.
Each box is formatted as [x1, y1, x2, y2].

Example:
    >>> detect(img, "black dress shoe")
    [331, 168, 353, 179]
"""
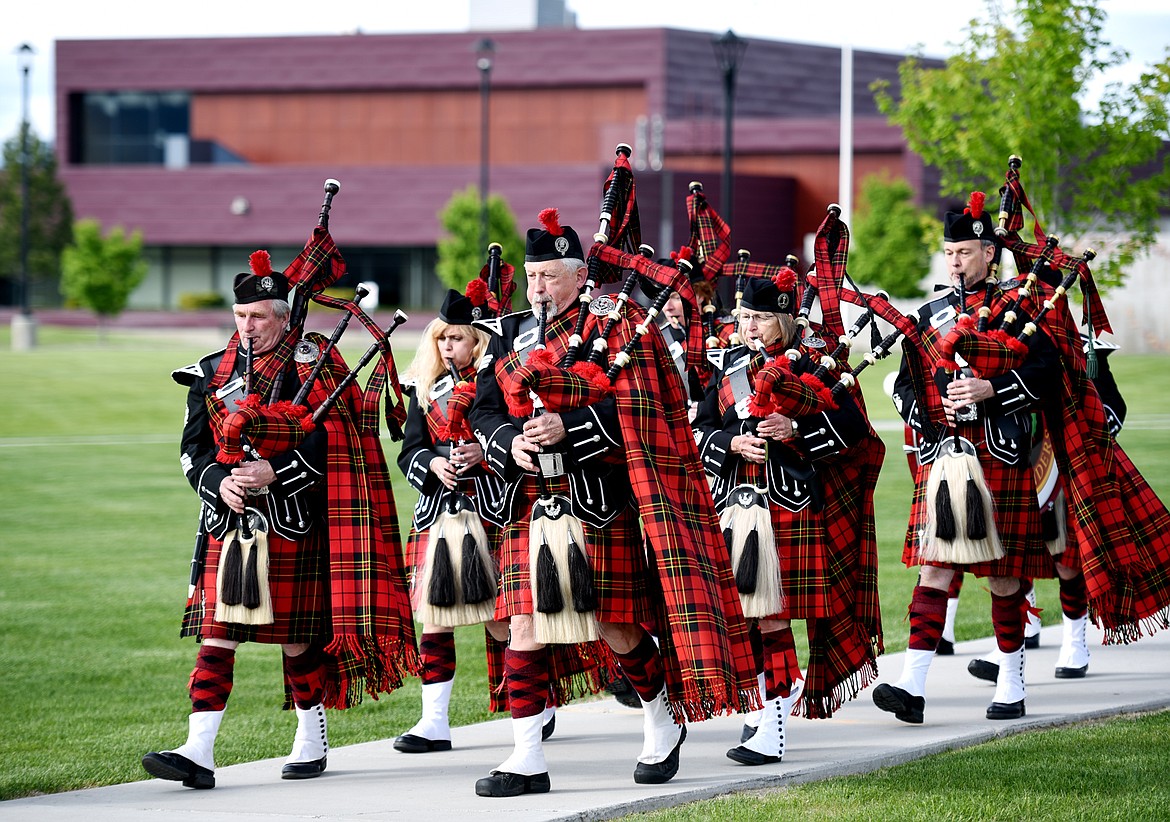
[633, 725, 687, 784]
[967, 659, 1000, 683]
[1024, 634, 1040, 649]
[740, 723, 757, 744]
[281, 756, 326, 779]
[606, 673, 643, 709]
[1055, 663, 1088, 679]
[474, 770, 551, 797]
[725, 744, 780, 766]
[541, 714, 556, 741]
[141, 751, 215, 789]
[935, 638, 955, 656]
[872, 684, 925, 724]
[986, 699, 1026, 719]
[393, 733, 452, 753]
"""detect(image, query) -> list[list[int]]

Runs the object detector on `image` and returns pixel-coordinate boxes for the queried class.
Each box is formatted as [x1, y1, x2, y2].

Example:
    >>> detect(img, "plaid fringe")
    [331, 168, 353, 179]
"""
[323, 635, 420, 710]
[804, 657, 880, 720]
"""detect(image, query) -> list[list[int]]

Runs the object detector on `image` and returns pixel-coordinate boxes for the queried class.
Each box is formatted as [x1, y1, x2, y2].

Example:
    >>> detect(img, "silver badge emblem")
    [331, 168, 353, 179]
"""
[972, 221, 984, 237]
[554, 236, 570, 256]
[261, 275, 275, 292]
[472, 306, 483, 320]
[589, 295, 617, 317]
[294, 339, 320, 363]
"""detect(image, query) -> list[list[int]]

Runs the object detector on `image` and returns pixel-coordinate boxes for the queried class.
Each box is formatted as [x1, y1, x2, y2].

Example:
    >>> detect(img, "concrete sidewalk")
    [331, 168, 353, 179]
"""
[7, 623, 1169, 822]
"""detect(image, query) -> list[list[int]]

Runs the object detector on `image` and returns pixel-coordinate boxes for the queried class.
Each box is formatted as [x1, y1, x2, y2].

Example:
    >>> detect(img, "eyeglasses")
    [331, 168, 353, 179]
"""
[738, 311, 779, 325]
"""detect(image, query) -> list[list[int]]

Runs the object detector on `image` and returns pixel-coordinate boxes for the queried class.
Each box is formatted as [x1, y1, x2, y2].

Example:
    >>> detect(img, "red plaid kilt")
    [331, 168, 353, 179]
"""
[762, 497, 828, 620]
[904, 431, 1054, 580]
[183, 526, 327, 643]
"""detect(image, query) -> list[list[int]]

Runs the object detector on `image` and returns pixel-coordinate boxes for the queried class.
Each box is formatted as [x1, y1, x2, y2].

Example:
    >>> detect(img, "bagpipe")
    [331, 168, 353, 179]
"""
[206, 179, 412, 625]
[482, 240, 518, 319]
[410, 242, 515, 627]
[913, 171, 1107, 567]
[526, 299, 600, 645]
[703, 204, 894, 612]
[502, 146, 715, 644]
[412, 357, 498, 629]
[685, 180, 734, 348]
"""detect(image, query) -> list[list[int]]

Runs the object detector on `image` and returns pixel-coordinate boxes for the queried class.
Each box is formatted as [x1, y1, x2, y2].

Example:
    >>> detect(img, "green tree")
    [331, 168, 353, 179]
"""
[436, 186, 526, 300]
[850, 173, 936, 299]
[0, 124, 74, 306]
[873, 0, 1170, 289]
[60, 220, 148, 334]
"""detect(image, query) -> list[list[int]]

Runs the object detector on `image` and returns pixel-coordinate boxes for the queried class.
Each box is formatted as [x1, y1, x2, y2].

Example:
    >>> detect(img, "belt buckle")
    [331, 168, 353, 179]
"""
[537, 452, 566, 477]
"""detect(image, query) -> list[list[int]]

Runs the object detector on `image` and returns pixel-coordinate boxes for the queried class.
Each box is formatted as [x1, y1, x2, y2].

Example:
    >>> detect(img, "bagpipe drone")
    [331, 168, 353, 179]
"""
[411, 242, 516, 629]
[199, 179, 411, 626]
[499, 145, 724, 645]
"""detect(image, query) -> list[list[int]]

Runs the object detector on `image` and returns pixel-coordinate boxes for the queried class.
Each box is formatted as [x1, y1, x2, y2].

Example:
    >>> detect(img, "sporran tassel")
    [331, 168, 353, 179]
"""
[427, 534, 457, 607]
[922, 445, 1004, 564]
[243, 542, 261, 608]
[416, 504, 497, 626]
[220, 536, 244, 606]
[719, 488, 783, 619]
[535, 538, 564, 614]
[461, 531, 495, 605]
[529, 504, 598, 644]
[215, 526, 274, 626]
[567, 536, 598, 613]
[736, 529, 761, 595]
[965, 474, 988, 539]
[934, 478, 957, 541]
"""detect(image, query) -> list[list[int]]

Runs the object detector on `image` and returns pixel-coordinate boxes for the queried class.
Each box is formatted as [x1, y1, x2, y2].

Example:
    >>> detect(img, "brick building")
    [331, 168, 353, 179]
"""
[54, 25, 939, 310]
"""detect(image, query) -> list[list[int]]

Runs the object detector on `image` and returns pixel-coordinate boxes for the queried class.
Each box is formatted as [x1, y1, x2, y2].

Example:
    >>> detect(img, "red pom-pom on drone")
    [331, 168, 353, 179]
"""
[249, 250, 273, 277]
[538, 208, 564, 236]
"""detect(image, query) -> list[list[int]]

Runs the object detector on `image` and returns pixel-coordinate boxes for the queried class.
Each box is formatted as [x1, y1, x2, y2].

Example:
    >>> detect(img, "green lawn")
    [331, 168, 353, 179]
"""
[2, 326, 1169, 810]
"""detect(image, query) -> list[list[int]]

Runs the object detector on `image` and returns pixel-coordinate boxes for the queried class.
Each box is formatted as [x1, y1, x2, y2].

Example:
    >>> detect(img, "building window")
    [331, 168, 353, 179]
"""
[70, 91, 191, 165]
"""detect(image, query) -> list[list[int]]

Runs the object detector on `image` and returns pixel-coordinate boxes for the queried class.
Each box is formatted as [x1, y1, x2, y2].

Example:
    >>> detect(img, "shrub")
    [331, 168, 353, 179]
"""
[177, 292, 228, 310]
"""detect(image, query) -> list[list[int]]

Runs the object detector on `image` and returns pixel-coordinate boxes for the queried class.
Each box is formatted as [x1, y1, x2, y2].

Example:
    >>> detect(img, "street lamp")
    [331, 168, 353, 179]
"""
[712, 29, 747, 229]
[475, 38, 495, 256]
[12, 42, 36, 351]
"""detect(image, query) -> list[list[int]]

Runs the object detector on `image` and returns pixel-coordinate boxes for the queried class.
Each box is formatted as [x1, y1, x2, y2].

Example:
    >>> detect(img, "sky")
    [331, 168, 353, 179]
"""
[2, 0, 1168, 148]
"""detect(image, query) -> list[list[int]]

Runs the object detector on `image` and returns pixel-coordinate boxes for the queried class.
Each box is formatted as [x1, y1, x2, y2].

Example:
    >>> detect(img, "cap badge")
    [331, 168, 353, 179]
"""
[554, 236, 570, 256]
[260, 275, 275, 292]
[972, 221, 984, 237]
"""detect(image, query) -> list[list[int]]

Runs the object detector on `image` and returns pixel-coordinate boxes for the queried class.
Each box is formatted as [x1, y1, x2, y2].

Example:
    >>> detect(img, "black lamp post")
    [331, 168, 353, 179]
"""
[712, 29, 747, 228]
[475, 38, 495, 256]
[12, 43, 36, 351]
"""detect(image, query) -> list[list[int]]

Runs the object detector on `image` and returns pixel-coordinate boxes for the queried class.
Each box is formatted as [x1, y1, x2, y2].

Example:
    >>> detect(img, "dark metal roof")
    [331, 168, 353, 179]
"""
[53, 28, 932, 257]
[60, 164, 608, 247]
[55, 28, 924, 116]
